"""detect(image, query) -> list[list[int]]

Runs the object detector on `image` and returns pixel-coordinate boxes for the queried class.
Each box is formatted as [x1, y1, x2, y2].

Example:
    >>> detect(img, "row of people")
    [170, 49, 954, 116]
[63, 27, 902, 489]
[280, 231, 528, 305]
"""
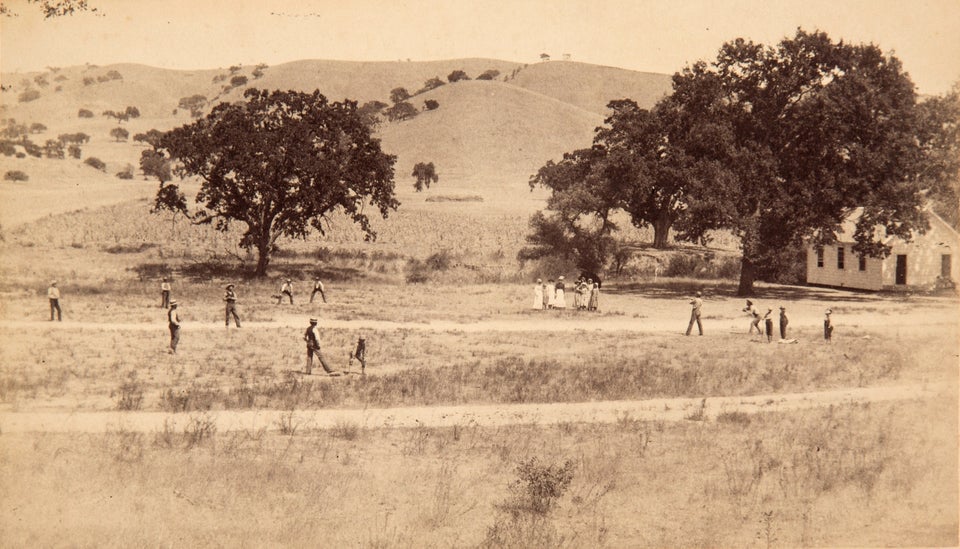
[532, 276, 600, 311]
[686, 293, 834, 341]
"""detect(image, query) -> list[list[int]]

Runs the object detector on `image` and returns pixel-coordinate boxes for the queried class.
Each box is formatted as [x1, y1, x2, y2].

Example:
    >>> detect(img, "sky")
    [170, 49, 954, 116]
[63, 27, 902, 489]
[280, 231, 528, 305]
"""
[1, 0, 959, 95]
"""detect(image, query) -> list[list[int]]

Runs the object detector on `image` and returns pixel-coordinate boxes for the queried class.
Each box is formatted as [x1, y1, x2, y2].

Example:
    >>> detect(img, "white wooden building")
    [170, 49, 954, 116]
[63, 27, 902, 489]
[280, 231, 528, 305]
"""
[806, 209, 960, 291]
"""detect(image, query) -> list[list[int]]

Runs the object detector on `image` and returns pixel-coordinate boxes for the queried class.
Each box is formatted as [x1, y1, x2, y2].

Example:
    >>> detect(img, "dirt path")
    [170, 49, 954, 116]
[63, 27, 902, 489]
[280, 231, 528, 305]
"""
[0, 383, 935, 434]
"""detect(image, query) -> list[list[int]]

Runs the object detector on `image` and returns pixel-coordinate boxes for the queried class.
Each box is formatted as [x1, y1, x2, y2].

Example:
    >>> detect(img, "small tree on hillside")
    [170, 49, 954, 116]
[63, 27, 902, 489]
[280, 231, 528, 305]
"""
[140, 149, 171, 183]
[412, 162, 438, 191]
[385, 101, 418, 122]
[177, 95, 207, 118]
[133, 129, 165, 147]
[447, 70, 469, 83]
[230, 75, 248, 88]
[423, 99, 439, 111]
[477, 69, 500, 81]
[419, 77, 444, 94]
[358, 100, 389, 127]
[389, 87, 411, 104]
[78, 108, 94, 118]
[151, 88, 399, 276]
[110, 127, 129, 142]
[29, 123, 47, 133]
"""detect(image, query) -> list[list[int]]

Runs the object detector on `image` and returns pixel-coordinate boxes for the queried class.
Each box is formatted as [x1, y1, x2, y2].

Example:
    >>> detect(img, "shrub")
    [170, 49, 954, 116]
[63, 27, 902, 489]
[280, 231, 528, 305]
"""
[29, 122, 47, 133]
[4, 170, 29, 182]
[18, 89, 40, 103]
[115, 376, 144, 410]
[83, 157, 106, 171]
[116, 165, 134, 179]
[82, 77, 95, 86]
[0, 141, 17, 156]
[229, 75, 248, 88]
[67, 144, 81, 159]
[447, 70, 470, 82]
[504, 457, 575, 515]
[424, 99, 439, 111]
[477, 69, 501, 80]
[78, 108, 94, 118]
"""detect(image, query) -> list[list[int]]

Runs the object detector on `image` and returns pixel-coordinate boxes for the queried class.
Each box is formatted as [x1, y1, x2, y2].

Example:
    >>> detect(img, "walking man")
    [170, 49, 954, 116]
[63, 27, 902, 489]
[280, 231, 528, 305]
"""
[278, 279, 294, 305]
[304, 318, 335, 375]
[48, 281, 62, 321]
[224, 284, 241, 328]
[168, 300, 180, 354]
[310, 276, 327, 304]
[685, 291, 703, 336]
[779, 306, 789, 340]
[161, 277, 171, 309]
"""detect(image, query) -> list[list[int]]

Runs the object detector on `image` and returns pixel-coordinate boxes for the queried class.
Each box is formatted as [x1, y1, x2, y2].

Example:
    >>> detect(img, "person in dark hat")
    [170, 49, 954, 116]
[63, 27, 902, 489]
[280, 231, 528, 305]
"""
[685, 290, 703, 336]
[763, 308, 774, 343]
[304, 318, 335, 375]
[778, 306, 789, 340]
[168, 300, 180, 354]
[824, 309, 833, 342]
[224, 284, 241, 327]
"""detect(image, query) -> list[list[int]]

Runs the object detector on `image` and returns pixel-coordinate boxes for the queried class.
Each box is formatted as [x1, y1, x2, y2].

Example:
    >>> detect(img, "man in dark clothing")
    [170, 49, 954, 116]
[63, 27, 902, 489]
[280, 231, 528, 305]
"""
[763, 309, 774, 343]
[168, 300, 180, 354]
[824, 309, 834, 342]
[161, 277, 171, 309]
[349, 336, 367, 375]
[304, 318, 335, 375]
[224, 284, 241, 327]
[779, 307, 789, 340]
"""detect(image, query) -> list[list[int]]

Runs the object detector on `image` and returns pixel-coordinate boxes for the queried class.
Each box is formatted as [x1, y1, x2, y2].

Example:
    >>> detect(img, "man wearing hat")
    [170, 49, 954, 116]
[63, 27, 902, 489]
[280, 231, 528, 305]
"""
[278, 278, 294, 305]
[779, 306, 789, 340]
[168, 300, 180, 354]
[763, 308, 774, 343]
[304, 318, 334, 374]
[224, 284, 241, 327]
[685, 291, 703, 336]
[310, 276, 327, 304]
[48, 280, 62, 321]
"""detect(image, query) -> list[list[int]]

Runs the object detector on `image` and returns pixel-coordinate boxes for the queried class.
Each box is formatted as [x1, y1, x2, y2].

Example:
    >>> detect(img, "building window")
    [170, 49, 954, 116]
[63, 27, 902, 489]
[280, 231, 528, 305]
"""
[837, 246, 844, 270]
[858, 254, 866, 271]
[943, 255, 952, 278]
[816, 248, 824, 268]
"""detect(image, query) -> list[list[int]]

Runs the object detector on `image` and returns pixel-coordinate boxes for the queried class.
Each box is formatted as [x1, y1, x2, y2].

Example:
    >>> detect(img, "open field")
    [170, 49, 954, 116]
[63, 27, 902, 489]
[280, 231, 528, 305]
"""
[1, 394, 955, 547]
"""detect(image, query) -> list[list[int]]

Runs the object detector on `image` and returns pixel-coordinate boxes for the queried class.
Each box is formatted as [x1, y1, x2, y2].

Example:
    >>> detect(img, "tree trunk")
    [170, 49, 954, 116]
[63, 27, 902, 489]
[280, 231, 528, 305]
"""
[254, 237, 271, 277]
[737, 256, 756, 296]
[652, 214, 671, 249]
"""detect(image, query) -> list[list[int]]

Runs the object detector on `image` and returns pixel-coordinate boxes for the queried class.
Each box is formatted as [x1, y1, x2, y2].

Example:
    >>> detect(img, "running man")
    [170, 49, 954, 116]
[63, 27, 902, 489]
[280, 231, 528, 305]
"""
[349, 336, 367, 375]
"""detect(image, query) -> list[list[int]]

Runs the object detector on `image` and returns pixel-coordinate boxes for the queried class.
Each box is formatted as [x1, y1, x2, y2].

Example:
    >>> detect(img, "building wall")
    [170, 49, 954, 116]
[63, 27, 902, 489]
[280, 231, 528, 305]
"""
[806, 244, 883, 290]
[880, 215, 960, 289]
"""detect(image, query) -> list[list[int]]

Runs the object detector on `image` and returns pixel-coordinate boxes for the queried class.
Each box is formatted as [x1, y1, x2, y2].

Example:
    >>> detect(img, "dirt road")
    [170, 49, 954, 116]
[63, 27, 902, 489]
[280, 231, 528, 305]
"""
[0, 383, 935, 434]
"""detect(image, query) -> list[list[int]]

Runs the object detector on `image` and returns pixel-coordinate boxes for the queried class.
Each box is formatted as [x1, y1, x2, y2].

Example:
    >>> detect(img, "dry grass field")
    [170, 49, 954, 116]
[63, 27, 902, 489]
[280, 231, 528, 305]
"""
[1, 58, 958, 547]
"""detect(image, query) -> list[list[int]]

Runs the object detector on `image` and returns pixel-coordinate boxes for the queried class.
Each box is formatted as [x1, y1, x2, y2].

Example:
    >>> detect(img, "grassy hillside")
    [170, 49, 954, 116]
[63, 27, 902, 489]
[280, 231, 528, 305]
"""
[509, 60, 673, 114]
[380, 80, 601, 199]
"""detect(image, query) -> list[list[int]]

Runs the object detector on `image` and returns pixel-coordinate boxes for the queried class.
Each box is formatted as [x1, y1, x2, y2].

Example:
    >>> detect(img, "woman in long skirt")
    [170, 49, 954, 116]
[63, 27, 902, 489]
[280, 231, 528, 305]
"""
[532, 279, 543, 310]
[588, 282, 599, 311]
[554, 276, 566, 309]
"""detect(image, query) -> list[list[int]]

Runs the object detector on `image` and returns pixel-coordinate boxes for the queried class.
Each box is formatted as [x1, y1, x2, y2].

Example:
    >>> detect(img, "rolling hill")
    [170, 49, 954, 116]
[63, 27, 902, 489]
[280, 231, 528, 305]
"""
[1, 58, 673, 224]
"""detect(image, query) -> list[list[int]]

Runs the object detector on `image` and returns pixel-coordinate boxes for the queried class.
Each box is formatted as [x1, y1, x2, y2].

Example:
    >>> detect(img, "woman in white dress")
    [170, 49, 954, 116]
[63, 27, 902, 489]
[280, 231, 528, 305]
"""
[532, 279, 543, 310]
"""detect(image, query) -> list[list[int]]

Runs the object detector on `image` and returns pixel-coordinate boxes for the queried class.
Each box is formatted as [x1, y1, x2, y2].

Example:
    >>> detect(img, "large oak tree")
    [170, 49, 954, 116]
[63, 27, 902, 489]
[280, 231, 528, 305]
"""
[152, 88, 398, 276]
[672, 29, 930, 295]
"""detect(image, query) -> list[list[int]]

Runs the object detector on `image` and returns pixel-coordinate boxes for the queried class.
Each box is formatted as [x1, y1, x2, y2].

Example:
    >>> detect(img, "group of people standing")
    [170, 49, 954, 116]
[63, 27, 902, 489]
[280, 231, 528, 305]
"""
[533, 276, 600, 311]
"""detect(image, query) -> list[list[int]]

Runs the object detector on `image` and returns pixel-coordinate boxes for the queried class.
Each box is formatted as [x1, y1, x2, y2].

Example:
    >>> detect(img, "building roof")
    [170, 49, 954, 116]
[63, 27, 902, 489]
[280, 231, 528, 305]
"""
[832, 206, 959, 245]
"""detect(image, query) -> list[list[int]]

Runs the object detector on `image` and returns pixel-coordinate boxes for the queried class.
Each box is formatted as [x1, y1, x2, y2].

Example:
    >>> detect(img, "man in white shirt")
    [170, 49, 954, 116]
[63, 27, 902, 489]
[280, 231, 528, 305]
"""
[161, 277, 171, 309]
[310, 277, 326, 304]
[304, 318, 335, 375]
[48, 281, 61, 321]
[278, 279, 294, 305]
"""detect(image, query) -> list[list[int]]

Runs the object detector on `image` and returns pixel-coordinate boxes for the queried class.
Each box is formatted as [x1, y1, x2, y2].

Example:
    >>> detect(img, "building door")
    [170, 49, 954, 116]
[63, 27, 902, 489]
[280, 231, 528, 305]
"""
[942, 255, 952, 279]
[895, 255, 907, 285]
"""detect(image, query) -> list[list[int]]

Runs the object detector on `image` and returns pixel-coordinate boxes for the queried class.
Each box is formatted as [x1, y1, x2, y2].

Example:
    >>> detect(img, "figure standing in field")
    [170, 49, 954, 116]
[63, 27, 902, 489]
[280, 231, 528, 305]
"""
[685, 291, 703, 336]
[824, 309, 834, 342]
[544, 279, 554, 309]
[278, 278, 294, 305]
[743, 300, 762, 335]
[554, 276, 566, 309]
[779, 306, 789, 339]
[161, 277, 171, 309]
[532, 279, 543, 310]
[349, 335, 367, 375]
[224, 284, 241, 328]
[763, 308, 774, 342]
[167, 300, 180, 354]
[304, 318, 335, 375]
[588, 280, 599, 311]
[310, 276, 327, 304]
[48, 281, 62, 321]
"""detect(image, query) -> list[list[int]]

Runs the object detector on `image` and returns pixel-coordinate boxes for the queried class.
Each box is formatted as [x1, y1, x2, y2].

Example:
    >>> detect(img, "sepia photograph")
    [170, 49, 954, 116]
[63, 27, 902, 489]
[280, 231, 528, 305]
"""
[1, 0, 958, 546]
